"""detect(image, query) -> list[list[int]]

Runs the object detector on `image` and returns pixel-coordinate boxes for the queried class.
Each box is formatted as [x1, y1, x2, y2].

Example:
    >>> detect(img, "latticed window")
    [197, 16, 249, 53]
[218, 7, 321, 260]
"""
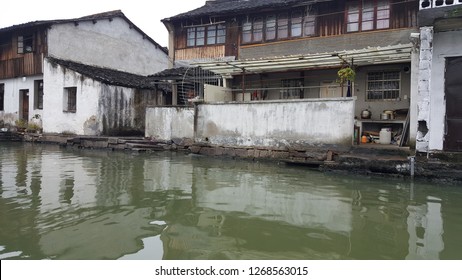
[347, 0, 390, 32]
[187, 24, 226, 47]
[63, 87, 77, 112]
[17, 34, 34, 54]
[366, 71, 400, 101]
[243, 11, 317, 43]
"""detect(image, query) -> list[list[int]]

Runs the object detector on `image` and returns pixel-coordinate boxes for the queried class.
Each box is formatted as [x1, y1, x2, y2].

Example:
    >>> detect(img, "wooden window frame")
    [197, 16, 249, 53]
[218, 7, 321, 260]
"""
[290, 12, 303, 38]
[63, 87, 77, 113]
[243, 10, 317, 44]
[187, 24, 227, 47]
[17, 34, 34, 54]
[346, 0, 390, 33]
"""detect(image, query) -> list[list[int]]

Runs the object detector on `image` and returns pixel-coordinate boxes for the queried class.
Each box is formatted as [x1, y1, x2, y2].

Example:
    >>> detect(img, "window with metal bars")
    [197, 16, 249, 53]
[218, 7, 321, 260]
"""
[366, 71, 400, 101]
[63, 87, 77, 113]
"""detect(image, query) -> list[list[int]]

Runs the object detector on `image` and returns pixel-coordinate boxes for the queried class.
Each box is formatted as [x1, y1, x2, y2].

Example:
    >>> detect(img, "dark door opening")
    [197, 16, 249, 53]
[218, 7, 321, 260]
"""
[444, 56, 462, 151]
[20, 89, 29, 122]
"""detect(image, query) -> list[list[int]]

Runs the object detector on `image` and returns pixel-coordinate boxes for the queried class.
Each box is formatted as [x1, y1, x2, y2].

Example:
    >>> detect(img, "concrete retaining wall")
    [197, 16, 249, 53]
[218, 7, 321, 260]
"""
[145, 106, 194, 141]
[195, 98, 355, 149]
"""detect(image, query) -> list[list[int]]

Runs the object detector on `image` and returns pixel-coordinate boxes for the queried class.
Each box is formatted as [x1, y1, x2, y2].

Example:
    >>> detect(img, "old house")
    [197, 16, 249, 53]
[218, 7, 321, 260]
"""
[0, 10, 169, 135]
[155, 0, 419, 150]
[415, 0, 462, 152]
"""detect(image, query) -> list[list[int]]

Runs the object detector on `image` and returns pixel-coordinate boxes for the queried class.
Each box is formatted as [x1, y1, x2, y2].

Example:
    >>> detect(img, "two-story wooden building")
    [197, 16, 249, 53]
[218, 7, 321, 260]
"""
[0, 10, 169, 135]
[161, 0, 420, 148]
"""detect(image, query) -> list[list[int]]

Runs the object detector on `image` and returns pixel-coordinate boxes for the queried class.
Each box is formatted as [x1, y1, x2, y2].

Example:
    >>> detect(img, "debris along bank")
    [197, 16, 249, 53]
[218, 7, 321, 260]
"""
[10, 131, 462, 185]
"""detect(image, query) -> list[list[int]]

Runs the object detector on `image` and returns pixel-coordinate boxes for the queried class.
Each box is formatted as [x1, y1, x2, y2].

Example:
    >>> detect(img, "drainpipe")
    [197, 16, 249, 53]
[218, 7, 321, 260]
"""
[409, 156, 415, 179]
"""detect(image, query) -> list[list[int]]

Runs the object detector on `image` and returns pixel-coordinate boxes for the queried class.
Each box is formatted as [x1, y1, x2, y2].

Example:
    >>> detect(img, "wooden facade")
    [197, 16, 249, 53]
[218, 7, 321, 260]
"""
[170, 0, 419, 61]
[0, 26, 48, 79]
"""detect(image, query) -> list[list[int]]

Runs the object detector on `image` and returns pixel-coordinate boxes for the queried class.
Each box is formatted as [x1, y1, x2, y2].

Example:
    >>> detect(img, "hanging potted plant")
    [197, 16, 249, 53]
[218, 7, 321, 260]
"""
[337, 66, 356, 97]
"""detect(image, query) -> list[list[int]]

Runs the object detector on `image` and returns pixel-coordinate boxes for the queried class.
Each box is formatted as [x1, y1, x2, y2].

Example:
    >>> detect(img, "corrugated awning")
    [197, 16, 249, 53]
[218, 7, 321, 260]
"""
[192, 43, 413, 76]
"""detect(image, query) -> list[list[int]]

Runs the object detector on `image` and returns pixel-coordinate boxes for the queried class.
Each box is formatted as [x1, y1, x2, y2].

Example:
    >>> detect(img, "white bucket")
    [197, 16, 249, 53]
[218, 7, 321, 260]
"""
[379, 128, 392, 145]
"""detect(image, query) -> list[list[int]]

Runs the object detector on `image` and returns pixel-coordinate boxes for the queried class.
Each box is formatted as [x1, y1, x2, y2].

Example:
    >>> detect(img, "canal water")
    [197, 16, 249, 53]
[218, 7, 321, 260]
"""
[0, 142, 461, 260]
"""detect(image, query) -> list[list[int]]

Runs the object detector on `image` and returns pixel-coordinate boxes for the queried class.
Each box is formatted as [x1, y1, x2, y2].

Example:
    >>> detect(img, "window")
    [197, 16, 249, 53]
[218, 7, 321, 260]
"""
[63, 87, 77, 112]
[362, 1, 375, 31]
[243, 11, 317, 43]
[277, 14, 289, 39]
[366, 71, 400, 100]
[304, 14, 316, 36]
[196, 27, 205, 46]
[0, 84, 4, 111]
[266, 16, 276, 41]
[34, 80, 43, 110]
[347, 0, 390, 32]
[242, 18, 263, 43]
[253, 18, 263, 42]
[187, 24, 226, 47]
[216, 24, 226, 44]
[376, 0, 390, 29]
[18, 34, 33, 54]
[291, 12, 303, 37]
[281, 79, 304, 99]
[347, 2, 360, 32]
[242, 21, 252, 43]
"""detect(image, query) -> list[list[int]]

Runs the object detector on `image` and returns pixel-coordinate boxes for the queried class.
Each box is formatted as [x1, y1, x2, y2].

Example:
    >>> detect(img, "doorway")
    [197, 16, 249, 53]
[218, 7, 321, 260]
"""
[20, 89, 29, 122]
[444, 56, 462, 151]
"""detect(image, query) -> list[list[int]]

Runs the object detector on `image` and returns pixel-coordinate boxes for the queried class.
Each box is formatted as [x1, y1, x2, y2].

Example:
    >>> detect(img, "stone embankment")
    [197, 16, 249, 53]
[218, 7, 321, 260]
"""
[3, 131, 462, 184]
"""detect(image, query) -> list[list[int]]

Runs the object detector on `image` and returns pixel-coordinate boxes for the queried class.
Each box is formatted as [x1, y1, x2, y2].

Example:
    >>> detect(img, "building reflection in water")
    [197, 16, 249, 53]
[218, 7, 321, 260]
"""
[0, 144, 453, 259]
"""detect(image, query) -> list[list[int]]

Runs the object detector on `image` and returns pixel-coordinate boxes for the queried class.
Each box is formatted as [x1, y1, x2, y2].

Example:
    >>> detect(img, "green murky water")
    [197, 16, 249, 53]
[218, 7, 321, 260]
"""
[0, 142, 461, 260]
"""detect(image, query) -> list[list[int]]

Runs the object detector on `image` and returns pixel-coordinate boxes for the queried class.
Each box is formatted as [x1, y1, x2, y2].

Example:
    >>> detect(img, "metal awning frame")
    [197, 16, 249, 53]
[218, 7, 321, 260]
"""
[192, 43, 413, 76]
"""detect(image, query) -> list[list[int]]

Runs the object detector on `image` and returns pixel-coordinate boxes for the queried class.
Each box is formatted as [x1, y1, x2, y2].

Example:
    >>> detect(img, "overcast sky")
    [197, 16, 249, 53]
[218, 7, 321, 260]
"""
[0, 0, 206, 47]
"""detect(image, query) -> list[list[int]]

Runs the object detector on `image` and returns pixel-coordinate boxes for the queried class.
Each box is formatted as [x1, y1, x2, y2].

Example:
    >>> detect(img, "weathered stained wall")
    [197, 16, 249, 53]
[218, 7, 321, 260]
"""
[43, 59, 156, 136]
[145, 106, 194, 140]
[0, 75, 43, 125]
[416, 27, 434, 152]
[424, 28, 462, 151]
[47, 17, 167, 75]
[98, 86, 158, 136]
[195, 98, 355, 149]
[43, 59, 100, 134]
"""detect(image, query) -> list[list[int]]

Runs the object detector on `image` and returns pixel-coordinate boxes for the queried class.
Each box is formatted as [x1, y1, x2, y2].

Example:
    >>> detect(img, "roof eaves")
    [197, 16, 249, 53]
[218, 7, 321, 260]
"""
[46, 57, 156, 89]
[162, 0, 326, 22]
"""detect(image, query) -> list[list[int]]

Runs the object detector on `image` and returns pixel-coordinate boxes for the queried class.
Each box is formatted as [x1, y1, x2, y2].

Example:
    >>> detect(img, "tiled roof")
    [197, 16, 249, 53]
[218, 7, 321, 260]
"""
[47, 57, 158, 90]
[149, 66, 220, 81]
[163, 0, 320, 22]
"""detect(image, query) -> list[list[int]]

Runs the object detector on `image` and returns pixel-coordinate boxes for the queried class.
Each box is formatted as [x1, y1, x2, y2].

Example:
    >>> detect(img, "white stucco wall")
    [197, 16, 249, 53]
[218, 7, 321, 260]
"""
[43, 60, 100, 135]
[0, 75, 44, 125]
[427, 29, 462, 151]
[47, 17, 168, 75]
[196, 98, 355, 148]
[145, 107, 195, 140]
